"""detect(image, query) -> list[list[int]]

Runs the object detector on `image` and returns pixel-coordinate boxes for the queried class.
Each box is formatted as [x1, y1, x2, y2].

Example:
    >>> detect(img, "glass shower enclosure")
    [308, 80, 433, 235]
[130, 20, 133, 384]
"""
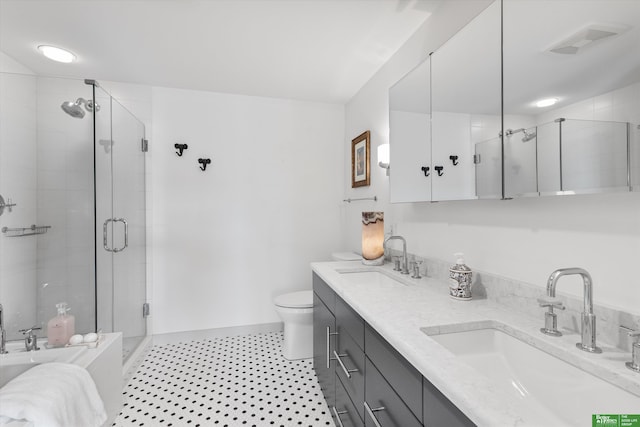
[0, 73, 147, 362]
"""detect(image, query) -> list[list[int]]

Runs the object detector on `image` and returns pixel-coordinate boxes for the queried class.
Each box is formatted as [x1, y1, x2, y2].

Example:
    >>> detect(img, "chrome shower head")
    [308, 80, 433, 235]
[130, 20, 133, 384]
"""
[505, 128, 537, 142]
[60, 97, 100, 119]
[61, 99, 85, 118]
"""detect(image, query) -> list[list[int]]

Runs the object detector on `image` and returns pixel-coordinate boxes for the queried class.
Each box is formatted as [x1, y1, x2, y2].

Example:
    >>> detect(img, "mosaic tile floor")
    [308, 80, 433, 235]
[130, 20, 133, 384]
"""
[113, 332, 335, 427]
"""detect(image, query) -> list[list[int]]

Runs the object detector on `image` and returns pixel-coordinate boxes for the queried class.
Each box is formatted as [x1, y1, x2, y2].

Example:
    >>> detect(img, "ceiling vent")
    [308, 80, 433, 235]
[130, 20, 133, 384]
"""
[548, 24, 628, 55]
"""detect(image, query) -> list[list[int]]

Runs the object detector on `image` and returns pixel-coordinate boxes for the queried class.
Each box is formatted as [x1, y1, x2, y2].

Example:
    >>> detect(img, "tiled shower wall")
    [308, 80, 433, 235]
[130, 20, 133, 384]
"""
[0, 68, 38, 340]
[35, 77, 95, 334]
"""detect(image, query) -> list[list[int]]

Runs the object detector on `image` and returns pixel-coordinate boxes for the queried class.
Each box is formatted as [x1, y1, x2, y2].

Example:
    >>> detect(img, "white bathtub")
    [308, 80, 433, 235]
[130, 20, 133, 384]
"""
[0, 333, 122, 427]
[0, 344, 86, 388]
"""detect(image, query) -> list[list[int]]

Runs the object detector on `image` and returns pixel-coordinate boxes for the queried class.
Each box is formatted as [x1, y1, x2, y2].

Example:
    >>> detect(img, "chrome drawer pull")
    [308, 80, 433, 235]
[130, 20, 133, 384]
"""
[364, 401, 386, 427]
[331, 407, 347, 427]
[326, 327, 338, 369]
[332, 350, 358, 379]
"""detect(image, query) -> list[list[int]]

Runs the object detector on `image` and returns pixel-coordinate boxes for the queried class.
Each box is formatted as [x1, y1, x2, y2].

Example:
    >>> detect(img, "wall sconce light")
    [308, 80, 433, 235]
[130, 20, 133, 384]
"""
[377, 144, 390, 176]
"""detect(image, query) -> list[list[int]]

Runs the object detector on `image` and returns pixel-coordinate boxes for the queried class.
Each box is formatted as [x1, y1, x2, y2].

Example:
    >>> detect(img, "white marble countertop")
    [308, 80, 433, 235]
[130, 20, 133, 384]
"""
[311, 261, 640, 427]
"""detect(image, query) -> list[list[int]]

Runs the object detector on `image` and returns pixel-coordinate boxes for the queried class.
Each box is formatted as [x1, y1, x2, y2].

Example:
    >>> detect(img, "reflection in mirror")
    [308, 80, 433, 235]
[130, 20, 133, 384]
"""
[476, 137, 503, 199]
[431, 0, 502, 201]
[537, 119, 629, 195]
[389, 56, 431, 203]
[504, 126, 538, 197]
[503, 0, 640, 197]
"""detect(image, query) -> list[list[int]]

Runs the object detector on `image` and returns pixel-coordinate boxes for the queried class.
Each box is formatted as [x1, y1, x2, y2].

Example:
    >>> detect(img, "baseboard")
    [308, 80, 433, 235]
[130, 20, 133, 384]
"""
[152, 322, 284, 346]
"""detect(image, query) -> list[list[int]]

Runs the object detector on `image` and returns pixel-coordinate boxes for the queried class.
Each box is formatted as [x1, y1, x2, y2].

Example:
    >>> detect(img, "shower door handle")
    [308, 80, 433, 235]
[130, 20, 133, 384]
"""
[103, 218, 128, 252]
[112, 218, 128, 253]
[103, 218, 114, 252]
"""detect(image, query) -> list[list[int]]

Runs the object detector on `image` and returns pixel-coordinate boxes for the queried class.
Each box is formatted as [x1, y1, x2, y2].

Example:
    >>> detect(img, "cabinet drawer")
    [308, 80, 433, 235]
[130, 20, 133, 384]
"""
[336, 296, 364, 350]
[313, 292, 335, 407]
[334, 374, 364, 427]
[365, 325, 422, 422]
[313, 272, 336, 314]
[364, 358, 422, 427]
[336, 327, 365, 421]
[423, 377, 475, 427]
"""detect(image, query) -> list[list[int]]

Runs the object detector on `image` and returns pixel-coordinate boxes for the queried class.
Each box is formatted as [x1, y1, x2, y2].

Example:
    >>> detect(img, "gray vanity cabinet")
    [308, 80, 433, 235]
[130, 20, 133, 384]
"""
[312, 273, 476, 427]
[423, 378, 475, 427]
[335, 374, 365, 427]
[313, 273, 336, 407]
[335, 297, 366, 421]
[336, 297, 365, 349]
[364, 358, 422, 427]
[365, 325, 423, 422]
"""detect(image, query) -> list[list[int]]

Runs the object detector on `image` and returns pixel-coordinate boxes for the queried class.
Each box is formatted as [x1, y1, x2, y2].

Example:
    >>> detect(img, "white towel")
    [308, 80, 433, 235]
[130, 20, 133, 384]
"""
[0, 362, 106, 427]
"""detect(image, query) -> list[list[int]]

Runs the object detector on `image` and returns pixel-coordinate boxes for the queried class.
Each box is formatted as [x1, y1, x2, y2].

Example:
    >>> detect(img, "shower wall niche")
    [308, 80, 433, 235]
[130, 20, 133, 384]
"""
[0, 71, 147, 360]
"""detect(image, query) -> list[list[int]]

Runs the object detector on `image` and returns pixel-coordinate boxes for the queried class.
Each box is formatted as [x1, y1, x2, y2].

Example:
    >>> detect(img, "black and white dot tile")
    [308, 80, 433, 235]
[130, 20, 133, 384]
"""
[113, 331, 335, 427]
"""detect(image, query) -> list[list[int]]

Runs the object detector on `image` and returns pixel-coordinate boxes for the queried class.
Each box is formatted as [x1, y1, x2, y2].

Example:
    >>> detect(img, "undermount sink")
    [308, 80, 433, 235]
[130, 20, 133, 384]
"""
[423, 322, 640, 426]
[338, 269, 406, 288]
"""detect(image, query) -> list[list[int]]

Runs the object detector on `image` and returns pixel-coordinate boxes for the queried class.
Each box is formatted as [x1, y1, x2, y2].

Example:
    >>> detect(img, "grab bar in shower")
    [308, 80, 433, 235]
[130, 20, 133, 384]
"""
[1, 224, 51, 237]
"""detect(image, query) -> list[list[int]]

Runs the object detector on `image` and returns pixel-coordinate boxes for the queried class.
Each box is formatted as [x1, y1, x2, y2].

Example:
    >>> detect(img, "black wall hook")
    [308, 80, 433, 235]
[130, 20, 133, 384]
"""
[198, 158, 211, 171]
[421, 166, 430, 177]
[449, 155, 459, 166]
[435, 166, 444, 176]
[175, 143, 188, 156]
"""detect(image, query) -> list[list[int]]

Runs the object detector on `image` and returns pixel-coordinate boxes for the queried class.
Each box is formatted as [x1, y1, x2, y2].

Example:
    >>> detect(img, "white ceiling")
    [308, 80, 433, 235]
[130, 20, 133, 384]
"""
[390, 0, 640, 118]
[0, 0, 442, 104]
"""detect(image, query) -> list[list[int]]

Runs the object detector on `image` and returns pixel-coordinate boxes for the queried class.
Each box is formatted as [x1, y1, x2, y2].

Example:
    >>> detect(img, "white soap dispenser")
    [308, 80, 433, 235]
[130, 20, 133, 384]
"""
[449, 253, 472, 300]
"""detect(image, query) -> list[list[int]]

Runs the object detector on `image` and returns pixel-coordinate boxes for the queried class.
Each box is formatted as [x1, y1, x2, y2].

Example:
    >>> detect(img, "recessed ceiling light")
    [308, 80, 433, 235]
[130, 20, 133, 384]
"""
[536, 98, 558, 108]
[37, 45, 76, 63]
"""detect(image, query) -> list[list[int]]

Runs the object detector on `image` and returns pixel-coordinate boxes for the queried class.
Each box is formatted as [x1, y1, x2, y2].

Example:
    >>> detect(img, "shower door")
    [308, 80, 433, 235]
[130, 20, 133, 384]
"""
[94, 85, 147, 355]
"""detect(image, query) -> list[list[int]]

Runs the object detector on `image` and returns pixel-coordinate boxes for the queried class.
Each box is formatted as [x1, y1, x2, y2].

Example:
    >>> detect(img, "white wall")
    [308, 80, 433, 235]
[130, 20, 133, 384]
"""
[151, 86, 344, 334]
[343, 0, 640, 314]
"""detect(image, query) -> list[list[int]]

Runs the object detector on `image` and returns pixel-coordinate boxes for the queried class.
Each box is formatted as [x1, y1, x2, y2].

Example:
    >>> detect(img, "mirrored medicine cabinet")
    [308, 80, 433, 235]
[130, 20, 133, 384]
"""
[389, 0, 640, 202]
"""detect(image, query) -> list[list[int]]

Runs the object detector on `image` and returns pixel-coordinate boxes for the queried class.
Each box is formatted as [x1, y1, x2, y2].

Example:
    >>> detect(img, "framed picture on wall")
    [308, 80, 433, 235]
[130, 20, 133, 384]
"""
[351, 130, 370, 188]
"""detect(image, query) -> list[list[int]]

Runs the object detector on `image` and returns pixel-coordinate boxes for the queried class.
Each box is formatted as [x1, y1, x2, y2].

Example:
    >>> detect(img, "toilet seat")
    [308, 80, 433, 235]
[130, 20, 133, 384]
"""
[274, 290, 313, 308]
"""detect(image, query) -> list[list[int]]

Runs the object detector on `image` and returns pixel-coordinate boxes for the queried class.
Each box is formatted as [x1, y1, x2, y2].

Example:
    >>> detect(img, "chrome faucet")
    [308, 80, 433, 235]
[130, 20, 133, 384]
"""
[384, 235, 409, 274]
[620, 326, 640, 373]
[546, 268, 602, 353]
[538, 296, 565, 337]
[0, 303, 7, 354]
[19, 326, 41, 351]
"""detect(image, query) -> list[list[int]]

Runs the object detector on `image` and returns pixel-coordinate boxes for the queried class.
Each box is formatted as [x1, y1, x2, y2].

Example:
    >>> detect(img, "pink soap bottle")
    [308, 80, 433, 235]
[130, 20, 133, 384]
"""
[47, 302, 75, 347]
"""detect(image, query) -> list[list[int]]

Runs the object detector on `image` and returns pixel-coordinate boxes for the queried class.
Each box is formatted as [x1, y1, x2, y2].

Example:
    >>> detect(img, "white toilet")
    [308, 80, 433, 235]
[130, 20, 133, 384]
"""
[274, 253, 359, 360]
[274, 290, 314, 360]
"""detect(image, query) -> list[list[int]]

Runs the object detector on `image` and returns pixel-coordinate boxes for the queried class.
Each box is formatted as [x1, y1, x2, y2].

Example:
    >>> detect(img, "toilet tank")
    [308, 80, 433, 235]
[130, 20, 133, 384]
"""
[331, 252, 361, 261]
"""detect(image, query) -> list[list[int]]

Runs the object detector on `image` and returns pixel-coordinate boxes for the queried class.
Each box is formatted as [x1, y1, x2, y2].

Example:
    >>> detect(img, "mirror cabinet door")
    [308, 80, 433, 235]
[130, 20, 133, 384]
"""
[503, 0, 640, 197]
[430, 0, 502, 201]
[389, 56, 432, 203]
